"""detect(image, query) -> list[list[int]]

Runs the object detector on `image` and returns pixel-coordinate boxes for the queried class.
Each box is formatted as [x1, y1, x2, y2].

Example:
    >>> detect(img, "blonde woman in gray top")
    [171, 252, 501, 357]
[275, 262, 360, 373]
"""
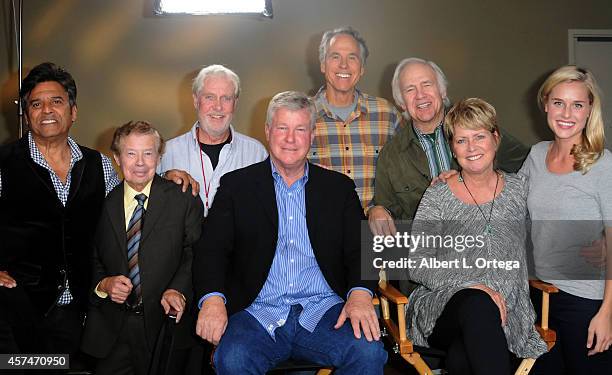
[520, 66, 612, 374]
[408, 98, 546, 375]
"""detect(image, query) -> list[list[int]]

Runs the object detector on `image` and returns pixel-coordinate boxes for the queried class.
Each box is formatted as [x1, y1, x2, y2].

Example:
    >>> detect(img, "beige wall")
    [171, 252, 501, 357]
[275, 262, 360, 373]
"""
[1, 0, 612, 156]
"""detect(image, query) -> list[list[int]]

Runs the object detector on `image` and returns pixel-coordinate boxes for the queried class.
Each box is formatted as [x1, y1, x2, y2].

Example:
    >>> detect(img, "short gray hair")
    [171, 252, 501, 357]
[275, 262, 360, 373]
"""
[266, 91, 316, 130]
[318, 26, 369, 65]
[391, 57, 450, 118]
[192, 64, 241, 98]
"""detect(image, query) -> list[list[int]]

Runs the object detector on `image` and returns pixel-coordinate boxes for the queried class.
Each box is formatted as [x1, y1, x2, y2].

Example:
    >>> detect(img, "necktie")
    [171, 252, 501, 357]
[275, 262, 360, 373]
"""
[127, 193, 147, 306]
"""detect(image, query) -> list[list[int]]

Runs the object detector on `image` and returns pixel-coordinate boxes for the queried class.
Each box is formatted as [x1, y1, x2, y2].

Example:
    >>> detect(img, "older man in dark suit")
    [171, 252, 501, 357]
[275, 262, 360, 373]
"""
[81, 121, 203, 375]
[194, 91, 387, 374]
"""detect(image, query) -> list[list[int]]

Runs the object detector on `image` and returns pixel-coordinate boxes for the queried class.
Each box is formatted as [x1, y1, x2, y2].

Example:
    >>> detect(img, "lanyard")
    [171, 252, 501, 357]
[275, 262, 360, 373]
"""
[197, 127, 212, 210]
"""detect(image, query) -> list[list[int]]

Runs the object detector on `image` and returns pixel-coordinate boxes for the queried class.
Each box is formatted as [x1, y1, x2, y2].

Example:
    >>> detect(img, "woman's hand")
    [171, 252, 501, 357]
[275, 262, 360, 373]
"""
[469, 284, 507, 326]
[587, 308, 612, 355]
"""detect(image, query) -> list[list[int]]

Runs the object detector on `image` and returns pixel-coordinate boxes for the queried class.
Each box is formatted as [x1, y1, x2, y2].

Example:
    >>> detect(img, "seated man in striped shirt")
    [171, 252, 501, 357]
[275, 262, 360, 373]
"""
[194, 91, 387, 375]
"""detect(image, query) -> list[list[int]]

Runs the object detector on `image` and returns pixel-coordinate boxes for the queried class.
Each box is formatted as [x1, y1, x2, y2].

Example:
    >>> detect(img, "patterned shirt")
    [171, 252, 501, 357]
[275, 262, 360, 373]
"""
[0, 132, 119, 200]
[0, 132, 120, 304]
[413, 123, 452, 178]
[310, 87, 403, 212]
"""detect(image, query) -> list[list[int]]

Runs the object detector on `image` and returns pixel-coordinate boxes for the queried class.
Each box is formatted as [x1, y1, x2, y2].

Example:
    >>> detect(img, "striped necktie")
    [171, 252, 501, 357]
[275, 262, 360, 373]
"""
[127, 193, 147, 306]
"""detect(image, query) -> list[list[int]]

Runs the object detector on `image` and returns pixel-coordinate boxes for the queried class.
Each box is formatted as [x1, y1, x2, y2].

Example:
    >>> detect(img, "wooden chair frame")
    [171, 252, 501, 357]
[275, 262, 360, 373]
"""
[378, 279, 434, 375]
[377, 279, 558, 375]
[514, 280, 558, 374]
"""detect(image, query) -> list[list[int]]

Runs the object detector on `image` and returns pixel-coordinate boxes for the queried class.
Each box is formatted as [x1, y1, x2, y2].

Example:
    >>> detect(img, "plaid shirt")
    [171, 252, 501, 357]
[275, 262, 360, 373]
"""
[310, 87, 403, 211]
[0, 132, 120, 305]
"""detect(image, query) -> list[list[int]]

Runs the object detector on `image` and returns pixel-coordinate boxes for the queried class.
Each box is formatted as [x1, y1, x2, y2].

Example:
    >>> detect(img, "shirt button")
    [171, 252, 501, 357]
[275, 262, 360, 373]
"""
[268, 325, 274, 331]
[345, 146, 349, 150]
[290, 259, 295, 263]
[285, 299, 290, 303]
[347, 170, 351, 174]
[288, 192, 292, 196]
[289, 216, 293, 220]
[289, 283, 293, 287]
[289, 239, 294, 244]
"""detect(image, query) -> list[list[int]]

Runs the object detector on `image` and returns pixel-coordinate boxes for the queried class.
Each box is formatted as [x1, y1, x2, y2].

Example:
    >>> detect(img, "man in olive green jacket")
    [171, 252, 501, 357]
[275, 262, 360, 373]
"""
[368, 58, 528, 234]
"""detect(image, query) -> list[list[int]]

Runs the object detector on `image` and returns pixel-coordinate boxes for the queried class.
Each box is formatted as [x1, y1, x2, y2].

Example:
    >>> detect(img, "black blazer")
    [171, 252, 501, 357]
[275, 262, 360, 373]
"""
[81, 175, 203, 358]
[193, 158, 372, 316]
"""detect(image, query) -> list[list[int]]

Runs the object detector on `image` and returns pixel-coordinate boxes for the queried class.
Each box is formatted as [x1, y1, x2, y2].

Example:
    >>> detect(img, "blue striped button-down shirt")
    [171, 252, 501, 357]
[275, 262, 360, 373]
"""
[245, 161, 343, 338]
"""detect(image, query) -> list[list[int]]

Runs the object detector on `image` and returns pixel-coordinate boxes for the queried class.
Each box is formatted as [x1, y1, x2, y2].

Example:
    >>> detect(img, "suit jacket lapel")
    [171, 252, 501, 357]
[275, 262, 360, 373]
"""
[305, 163, 321, 253]
[107, 182, 128, 267]
[141, 175, 167, 244]
[254, 160, 279, 229]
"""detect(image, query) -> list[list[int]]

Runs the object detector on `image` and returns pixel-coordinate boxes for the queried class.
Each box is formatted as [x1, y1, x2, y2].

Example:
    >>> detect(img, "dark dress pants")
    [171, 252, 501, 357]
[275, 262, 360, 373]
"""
[530, 287, 612, 375]
[427, 289, 514, 375]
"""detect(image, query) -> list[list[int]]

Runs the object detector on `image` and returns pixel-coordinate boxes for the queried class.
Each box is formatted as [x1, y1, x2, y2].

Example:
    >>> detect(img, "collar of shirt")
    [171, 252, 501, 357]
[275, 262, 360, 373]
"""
[123, 179, 152, 229]
[412, 121, 452, 178]
[28, 131, 84, 206]
[323, 91, 358, 119]
[314, 86, 368, 121]
[191, 122, 236, 149]
[270, 159, 309, 188]
[28, 131, 83, 172]
[412, 120, 444, 139]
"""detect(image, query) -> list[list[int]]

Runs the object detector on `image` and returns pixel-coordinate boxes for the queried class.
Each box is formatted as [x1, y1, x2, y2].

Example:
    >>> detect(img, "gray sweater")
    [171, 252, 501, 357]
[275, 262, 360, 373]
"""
[407, 173, 547, 358]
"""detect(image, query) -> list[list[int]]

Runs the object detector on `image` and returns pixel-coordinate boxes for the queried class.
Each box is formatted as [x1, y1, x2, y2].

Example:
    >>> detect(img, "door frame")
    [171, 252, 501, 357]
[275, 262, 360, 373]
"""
[568, 29, 612, 64]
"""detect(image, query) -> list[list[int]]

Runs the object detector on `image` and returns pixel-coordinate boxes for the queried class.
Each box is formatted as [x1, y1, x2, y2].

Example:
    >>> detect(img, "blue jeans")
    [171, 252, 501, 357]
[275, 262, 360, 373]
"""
[213, 303, 387, 375]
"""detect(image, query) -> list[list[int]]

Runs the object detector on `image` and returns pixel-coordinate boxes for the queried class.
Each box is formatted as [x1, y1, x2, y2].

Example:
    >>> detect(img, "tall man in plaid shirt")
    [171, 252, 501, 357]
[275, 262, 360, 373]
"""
[310, 27, 404, 212]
